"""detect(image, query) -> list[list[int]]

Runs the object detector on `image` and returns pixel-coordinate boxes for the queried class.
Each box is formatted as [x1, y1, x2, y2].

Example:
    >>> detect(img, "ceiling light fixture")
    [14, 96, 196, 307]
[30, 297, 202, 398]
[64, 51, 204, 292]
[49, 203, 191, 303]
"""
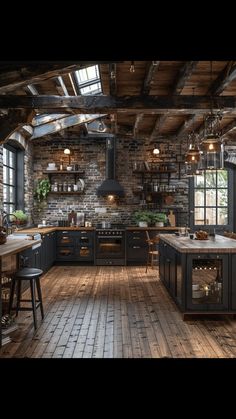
[199, 61, 224, 170]
[64, 148, 71, 165]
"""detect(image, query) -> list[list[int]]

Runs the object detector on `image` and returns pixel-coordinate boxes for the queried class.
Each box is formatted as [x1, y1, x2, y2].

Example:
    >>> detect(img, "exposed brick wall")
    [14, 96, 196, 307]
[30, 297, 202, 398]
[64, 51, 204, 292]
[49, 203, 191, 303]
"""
[32, 135, 189, 226]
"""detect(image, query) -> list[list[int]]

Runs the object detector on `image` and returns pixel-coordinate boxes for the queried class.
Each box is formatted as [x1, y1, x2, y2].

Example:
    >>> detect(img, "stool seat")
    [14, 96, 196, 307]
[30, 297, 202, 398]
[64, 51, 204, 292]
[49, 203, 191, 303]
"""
[15, 268, 43, 278]
[9, 267, 44, 330]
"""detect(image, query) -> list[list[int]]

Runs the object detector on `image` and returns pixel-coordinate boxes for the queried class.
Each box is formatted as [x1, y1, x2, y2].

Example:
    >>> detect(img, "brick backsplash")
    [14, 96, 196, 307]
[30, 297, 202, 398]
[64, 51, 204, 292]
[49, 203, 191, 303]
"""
[31, 135, 189, 226]
[1, 134, 189, 226]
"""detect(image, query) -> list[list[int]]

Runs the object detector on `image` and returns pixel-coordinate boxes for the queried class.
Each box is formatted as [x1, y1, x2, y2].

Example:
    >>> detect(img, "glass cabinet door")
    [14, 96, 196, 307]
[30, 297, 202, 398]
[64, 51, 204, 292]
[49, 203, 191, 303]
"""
[186, 254, 228, 310]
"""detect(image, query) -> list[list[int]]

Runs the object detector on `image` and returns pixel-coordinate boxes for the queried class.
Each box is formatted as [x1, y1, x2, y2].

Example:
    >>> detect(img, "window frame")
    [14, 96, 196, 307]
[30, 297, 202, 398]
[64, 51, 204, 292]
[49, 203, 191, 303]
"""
[3, 144, 24, 214]
[189, 168, 233, 233]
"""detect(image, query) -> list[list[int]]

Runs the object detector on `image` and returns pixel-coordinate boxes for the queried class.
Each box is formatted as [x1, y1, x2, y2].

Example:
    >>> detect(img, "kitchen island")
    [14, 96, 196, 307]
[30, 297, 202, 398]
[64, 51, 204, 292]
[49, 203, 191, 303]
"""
[159, 234, 236, 319]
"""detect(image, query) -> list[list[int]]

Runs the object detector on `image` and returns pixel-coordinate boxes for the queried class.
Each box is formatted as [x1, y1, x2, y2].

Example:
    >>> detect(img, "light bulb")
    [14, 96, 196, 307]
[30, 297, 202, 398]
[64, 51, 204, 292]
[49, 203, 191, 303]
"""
[153, 147, 160, 155]
[107, 195, 115, 202]
[209, 143, 214, 151]
[130, 61, 135, 73]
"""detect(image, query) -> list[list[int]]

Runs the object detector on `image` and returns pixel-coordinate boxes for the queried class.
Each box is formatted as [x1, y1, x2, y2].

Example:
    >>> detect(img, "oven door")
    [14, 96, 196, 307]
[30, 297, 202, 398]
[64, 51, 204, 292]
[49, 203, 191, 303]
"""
[96, 235, 124, 259]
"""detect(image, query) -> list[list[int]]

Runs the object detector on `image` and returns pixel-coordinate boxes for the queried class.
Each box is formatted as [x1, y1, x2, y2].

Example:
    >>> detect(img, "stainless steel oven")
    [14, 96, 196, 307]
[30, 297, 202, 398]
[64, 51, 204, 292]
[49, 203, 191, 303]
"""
[95, 228, 126, 265]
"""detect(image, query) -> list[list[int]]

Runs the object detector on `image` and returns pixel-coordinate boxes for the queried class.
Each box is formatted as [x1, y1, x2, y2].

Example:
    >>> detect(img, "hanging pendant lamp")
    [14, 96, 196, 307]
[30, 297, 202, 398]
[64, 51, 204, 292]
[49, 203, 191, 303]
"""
[199, 62, 224, 170]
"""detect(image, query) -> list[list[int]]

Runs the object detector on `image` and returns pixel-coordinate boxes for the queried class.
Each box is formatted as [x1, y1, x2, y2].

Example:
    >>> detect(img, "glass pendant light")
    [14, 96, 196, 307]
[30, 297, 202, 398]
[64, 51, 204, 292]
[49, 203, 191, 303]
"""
[200, 113, 224, 170]
[200, 62, 224, 170]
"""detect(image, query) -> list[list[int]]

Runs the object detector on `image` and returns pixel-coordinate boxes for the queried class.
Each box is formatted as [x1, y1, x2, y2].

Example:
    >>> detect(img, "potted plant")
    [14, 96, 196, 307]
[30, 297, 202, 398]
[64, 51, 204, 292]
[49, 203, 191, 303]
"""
[132, 210, 152, 227]
[34, 178, 51, 202]
[11, 210, 28, 225]
[151, 212, 167, 227]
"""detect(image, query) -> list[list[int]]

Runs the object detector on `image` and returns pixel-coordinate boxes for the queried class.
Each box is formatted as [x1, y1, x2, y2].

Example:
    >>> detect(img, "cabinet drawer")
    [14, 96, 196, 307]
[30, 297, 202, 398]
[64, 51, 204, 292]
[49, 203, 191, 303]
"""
[127, 245, 148, 261]
[76, 245, 94, 261]
[56, 247, 76, 260]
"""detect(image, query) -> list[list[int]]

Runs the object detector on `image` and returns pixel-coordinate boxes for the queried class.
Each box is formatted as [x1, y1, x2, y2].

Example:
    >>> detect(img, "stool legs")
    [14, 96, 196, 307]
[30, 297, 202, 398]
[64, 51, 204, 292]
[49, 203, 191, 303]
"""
[16, 280, 22, 316]
[8, 278, 16, 314]
[8, 275, 44, 330]
[30, 278, 37, 329]
[35, 277, 44, 319]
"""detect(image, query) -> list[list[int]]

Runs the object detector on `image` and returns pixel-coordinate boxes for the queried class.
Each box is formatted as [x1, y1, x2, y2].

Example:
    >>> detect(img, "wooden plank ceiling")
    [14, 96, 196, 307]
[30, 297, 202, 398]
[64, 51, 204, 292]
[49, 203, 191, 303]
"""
[1, 61, 236, 143]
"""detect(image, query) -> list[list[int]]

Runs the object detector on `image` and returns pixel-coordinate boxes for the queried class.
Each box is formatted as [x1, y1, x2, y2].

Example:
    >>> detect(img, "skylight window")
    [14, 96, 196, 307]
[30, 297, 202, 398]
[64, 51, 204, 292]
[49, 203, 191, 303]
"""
[74, 65, 102, 95]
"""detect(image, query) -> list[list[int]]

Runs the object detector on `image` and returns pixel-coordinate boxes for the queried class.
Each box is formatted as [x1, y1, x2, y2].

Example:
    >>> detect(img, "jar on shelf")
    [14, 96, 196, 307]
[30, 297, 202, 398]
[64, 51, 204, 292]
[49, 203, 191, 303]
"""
[68, 184, 72, 192]
[53, 182, 58, 192]
[63, 182, 67, 192]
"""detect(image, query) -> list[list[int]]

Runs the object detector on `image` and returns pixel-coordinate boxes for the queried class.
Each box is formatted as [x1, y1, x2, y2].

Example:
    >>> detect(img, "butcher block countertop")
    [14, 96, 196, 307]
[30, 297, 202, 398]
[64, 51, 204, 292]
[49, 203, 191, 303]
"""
[159, 234, 236, 253]
[15, 226, 95, 235]
[0, 237, 42, 258]
[126, 226, 181, 231]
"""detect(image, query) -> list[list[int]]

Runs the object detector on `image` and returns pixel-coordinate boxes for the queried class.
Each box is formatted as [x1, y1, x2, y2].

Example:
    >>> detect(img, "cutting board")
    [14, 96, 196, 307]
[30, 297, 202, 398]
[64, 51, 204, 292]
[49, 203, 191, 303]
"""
[168, 210, 176, 227]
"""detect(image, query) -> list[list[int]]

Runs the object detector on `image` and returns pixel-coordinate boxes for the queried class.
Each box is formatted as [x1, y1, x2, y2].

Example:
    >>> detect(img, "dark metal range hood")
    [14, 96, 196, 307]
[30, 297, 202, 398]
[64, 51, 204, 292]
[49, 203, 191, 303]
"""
[97, 137, 125, 197]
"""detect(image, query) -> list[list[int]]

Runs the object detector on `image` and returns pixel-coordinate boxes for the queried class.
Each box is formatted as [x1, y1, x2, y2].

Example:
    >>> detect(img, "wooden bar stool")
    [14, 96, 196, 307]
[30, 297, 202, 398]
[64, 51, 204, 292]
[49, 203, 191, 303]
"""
[145, 231, 159, 273]
[8, 268, 44, 330]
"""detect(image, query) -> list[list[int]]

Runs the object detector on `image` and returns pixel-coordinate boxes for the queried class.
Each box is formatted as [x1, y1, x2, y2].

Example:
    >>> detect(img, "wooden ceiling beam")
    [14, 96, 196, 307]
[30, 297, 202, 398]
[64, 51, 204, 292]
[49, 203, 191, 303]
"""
[0, 109, 31, 144]
[173, 61, 198, 95]
[150, 114, 167, 139]
[176, 115, 197, 138]
[133, 113, 144, 138]
[142, 61, 160, 95]
[0, 63, 93, 93]
[209, 61, 236, 95]
[2, 95, 236, 112]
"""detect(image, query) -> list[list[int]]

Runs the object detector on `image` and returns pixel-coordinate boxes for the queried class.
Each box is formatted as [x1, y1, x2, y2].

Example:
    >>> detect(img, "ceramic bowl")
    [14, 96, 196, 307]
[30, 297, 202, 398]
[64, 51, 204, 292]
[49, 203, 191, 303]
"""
[67, 166, 73, 171]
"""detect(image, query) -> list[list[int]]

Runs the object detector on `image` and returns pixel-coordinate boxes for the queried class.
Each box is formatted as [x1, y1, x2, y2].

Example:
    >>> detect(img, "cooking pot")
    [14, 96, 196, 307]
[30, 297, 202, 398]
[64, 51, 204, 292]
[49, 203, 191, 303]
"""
[101, 221, 111, 229]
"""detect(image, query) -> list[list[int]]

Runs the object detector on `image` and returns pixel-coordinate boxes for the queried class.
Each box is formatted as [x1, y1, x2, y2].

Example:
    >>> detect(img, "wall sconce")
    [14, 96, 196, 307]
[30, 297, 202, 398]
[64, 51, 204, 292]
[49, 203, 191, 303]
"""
[64, 148, 71, 165]
[130, 61, 135, 73]
[153, 143, 160, 155]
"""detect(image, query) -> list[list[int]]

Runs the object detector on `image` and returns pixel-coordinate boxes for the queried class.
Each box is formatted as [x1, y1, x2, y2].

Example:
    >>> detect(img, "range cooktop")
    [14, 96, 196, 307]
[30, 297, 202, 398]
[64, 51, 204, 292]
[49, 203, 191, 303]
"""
[96, 224, 126, 230]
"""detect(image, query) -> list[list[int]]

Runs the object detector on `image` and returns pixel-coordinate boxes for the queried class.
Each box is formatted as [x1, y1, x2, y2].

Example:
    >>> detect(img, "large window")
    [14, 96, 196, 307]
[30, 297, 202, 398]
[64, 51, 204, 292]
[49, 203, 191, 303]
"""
[189, 169, 233, 231]
[3, 144, 24, 214]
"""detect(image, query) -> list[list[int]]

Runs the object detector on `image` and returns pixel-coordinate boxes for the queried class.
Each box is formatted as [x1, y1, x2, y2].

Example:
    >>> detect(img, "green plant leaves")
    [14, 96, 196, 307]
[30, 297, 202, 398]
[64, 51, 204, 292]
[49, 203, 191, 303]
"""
[34, 178, 51, 202]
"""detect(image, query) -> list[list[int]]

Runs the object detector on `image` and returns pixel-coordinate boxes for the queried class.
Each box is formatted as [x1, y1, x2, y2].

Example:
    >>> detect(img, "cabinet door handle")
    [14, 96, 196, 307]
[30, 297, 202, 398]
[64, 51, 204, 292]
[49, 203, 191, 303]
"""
[133, 246, 141, 249]
[133, 237, 141, 240]
[164, 244, 167, 247]
[62, 231, 68, 233]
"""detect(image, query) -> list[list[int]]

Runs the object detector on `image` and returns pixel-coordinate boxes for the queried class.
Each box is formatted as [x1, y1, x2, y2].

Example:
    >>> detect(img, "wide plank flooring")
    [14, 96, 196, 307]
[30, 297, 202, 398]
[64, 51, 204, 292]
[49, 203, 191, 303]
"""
[1, 265, 236, 358]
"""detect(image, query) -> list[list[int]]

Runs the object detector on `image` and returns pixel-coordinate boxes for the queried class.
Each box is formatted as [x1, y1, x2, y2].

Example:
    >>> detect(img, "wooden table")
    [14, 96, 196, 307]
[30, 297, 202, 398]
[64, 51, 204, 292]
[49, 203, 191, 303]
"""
[0, 237, 42, 347]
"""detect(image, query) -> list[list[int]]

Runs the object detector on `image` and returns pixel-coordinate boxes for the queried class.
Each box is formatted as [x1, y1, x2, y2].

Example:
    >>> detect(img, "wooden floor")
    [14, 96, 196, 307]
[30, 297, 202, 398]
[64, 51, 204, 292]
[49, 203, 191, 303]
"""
[1, 265, 236, 358]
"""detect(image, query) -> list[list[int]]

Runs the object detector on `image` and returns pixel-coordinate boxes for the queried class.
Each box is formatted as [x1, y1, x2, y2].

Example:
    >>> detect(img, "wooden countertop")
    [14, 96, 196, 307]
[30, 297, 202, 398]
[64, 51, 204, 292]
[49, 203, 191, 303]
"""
[159, 234, 236, 253]
[0, 238, 42, 258]
[17, 226, 182, 234]
[126, 226, 181, 231]
[15, 226, 95, 234]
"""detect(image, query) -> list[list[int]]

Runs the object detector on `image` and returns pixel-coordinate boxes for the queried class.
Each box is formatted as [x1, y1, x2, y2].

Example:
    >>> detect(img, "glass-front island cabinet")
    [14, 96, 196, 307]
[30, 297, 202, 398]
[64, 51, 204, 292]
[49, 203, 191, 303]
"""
[159, 234, 236, 319]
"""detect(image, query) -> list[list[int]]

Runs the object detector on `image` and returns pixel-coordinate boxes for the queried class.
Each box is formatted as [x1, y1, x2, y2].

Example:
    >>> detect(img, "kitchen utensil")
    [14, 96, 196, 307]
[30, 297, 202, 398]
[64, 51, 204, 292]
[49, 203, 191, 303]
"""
[168, 210, 176, 226]
[78, 178, 85, 190]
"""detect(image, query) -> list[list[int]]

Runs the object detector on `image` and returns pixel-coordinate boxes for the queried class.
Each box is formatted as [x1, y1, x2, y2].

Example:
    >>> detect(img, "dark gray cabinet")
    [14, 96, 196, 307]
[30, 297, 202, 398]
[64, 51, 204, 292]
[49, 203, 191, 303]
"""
[159, 240, 183, 307]
[126, 230, 148, 264]
[56, 230, 94, 262]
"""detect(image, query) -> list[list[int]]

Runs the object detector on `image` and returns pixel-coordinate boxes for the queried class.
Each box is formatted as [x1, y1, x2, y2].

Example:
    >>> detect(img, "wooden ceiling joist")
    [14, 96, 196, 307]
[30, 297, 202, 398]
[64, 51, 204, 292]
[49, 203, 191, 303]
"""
[2, 95, 236, 113]
[172, 61, 198, 95]
[150, 114, 167, 139]
[142, 61, 160, 95]
[209, 61, 236, 95]
[0, 63, 89, 94]
[133, 113, 144, 138]
[176, 115, 197, 138]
